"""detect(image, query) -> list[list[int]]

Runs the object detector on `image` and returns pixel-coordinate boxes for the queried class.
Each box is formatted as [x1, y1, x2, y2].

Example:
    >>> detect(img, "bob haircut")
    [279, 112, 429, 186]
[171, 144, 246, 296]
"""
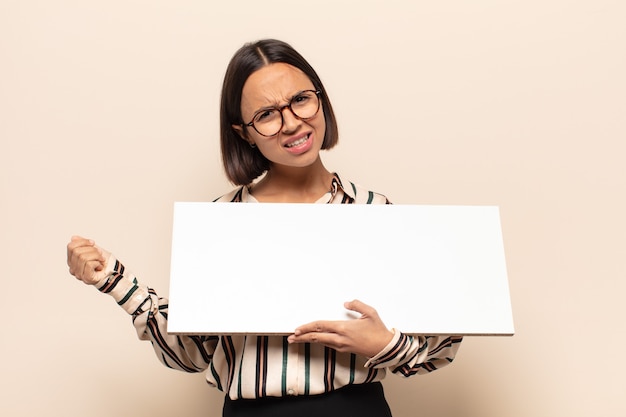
[220, 39, 339, 185]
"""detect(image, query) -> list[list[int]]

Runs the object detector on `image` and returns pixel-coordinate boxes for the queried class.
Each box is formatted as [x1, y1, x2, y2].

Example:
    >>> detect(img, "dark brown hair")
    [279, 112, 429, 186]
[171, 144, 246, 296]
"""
[220, 39, 339, 185]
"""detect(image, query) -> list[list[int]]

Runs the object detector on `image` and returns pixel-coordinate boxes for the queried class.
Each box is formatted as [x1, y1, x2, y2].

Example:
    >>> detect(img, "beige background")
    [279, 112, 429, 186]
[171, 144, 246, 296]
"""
[1, 1, 624, 416]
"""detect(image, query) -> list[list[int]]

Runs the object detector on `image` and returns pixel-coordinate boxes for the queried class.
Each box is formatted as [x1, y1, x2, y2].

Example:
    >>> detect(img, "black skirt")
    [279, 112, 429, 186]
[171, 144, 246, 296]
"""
[222, 382, 393, 417]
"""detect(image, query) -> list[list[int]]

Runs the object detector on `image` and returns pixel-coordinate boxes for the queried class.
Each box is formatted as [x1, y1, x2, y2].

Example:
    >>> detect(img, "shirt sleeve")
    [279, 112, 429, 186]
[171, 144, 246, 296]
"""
[364, 329, 463, 376]
[95, 254, 218, 373]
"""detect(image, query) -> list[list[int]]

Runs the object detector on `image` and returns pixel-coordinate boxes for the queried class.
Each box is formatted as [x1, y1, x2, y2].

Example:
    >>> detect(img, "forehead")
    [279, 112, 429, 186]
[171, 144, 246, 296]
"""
[241, 63, 314, 111]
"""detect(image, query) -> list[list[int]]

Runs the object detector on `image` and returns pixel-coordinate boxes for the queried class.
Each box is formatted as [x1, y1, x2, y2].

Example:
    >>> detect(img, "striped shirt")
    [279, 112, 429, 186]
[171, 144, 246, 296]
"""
[96, 174, 462, 400]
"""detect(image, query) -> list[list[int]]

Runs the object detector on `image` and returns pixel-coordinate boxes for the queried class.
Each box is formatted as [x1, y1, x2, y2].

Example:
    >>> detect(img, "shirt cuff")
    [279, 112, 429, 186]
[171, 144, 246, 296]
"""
[364, 328, 405, 368]
[96, 254, 151, 316]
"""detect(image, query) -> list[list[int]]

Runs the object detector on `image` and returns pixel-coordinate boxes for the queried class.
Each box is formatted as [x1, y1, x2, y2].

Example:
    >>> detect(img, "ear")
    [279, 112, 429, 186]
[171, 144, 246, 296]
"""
[232, 124, 255, 147]
[231, 124, 245, 138]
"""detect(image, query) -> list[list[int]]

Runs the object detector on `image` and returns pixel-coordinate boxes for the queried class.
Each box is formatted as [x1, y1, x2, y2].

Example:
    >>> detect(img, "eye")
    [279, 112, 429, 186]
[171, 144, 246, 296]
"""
[254, 109, 277, 123]
[292, 92, 312, 106]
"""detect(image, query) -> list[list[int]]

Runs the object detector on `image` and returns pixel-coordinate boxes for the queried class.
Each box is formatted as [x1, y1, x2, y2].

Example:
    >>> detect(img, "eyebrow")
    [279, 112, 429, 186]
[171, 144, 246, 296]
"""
[251, 90, 309, 115]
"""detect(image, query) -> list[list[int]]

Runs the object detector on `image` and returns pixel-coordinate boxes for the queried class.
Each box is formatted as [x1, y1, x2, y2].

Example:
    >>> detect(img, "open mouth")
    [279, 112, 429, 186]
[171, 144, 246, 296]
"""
[285, 134, 309, 148]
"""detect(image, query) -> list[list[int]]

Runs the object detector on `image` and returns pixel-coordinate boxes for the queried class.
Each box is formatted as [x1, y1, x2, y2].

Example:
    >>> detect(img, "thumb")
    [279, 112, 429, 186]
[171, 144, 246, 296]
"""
[95, 244, 112, 261]
[344, 299, 373, 316]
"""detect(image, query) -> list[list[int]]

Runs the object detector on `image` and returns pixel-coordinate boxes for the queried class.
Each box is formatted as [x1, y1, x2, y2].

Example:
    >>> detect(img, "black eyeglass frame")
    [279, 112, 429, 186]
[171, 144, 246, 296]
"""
[243, 90, 322, 137]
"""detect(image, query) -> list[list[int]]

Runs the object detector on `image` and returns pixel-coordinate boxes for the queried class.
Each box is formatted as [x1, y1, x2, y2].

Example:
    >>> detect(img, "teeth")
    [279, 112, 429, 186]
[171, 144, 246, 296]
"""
[286, 135, 309, 148]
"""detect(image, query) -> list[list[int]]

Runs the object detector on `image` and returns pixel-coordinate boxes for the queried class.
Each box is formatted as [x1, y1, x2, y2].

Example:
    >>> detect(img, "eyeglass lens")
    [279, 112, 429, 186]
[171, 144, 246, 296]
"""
[251, 90, 320, 136]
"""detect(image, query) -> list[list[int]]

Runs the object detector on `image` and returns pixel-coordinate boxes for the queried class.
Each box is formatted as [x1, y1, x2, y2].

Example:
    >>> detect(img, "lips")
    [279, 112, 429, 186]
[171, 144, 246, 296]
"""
[285, 134, 309, 148]
[282, 133, 314, 155]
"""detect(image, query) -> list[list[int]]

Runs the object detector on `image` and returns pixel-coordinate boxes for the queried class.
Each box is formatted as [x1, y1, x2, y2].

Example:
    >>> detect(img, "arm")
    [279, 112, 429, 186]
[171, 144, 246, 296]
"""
[66, 236, 218, 373]
[366, 332, 463, 376]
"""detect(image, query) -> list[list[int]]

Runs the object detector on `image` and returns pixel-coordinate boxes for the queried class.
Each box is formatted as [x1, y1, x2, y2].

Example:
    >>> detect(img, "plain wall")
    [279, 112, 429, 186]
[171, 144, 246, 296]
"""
[1, 1, 624, 416]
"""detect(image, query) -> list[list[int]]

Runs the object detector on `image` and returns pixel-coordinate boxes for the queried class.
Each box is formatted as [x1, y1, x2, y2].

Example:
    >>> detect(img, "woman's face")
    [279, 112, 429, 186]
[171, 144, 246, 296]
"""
[235, 63, 326, 170]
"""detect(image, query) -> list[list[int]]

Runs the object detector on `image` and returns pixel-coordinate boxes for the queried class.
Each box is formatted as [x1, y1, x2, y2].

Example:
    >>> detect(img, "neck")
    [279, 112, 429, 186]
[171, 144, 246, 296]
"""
[251, 158, 333, 203]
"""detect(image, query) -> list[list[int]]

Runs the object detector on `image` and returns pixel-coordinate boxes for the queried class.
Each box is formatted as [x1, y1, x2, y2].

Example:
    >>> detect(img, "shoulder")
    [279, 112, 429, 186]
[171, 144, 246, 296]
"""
[335, 174, 391, 204]
[213, 186, 247, 202]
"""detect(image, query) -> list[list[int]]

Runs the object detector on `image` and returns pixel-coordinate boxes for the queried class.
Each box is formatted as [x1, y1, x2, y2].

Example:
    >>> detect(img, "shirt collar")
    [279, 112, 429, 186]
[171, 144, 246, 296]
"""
[329, 172, 356, 202]
[240, 172, 355, 203]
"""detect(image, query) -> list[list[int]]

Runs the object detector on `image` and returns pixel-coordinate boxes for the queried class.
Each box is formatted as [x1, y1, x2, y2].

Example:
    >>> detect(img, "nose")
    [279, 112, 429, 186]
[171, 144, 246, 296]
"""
[280, 106, 301, 133]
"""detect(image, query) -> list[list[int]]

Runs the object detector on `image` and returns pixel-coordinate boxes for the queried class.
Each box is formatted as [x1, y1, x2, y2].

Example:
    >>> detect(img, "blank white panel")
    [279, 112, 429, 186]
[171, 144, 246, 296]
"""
[168, 203, 514, 336]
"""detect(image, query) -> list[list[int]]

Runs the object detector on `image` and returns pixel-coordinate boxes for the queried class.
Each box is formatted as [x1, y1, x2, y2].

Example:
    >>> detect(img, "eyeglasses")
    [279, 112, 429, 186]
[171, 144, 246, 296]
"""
[244, 90, 321, 137]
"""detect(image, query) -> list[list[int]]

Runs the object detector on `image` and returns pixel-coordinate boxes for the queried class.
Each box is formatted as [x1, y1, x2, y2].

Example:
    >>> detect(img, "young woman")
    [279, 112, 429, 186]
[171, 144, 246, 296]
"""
[67, 39, 462, 417]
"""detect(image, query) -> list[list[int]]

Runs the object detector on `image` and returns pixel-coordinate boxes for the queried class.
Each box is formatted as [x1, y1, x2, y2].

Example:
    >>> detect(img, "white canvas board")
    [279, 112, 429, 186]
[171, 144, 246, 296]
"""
[167, 203, 514, 336]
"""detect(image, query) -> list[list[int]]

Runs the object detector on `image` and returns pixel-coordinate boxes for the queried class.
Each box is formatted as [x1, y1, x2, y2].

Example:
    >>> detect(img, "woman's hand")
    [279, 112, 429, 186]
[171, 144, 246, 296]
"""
[66, 236, 110, 285]
[287, 299, 394, 358]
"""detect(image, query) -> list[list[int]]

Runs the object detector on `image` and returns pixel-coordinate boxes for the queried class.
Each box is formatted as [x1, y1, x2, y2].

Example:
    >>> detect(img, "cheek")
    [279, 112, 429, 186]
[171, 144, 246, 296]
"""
[315, 114, 327, 142]
[254, 138, 280, 158]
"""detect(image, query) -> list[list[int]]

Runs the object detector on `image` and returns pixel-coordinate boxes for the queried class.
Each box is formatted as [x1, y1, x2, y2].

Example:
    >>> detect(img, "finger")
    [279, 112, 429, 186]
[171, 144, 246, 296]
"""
[69, 245, 104, 268]
[289, 327, 357, 353]
[78, 260, 103, 283]
[290, 331, 346, 348]
[68, 235, 92, 249]
[343, 299, 378, 318]
[67, 236, 95, 265]
[68, 247, 105, 280]
[293, 321, 335, 336]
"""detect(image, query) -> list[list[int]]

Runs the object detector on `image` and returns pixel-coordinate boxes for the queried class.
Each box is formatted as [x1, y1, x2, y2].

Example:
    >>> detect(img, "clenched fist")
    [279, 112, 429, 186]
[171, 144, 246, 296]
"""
[67, 236, 111, 286]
